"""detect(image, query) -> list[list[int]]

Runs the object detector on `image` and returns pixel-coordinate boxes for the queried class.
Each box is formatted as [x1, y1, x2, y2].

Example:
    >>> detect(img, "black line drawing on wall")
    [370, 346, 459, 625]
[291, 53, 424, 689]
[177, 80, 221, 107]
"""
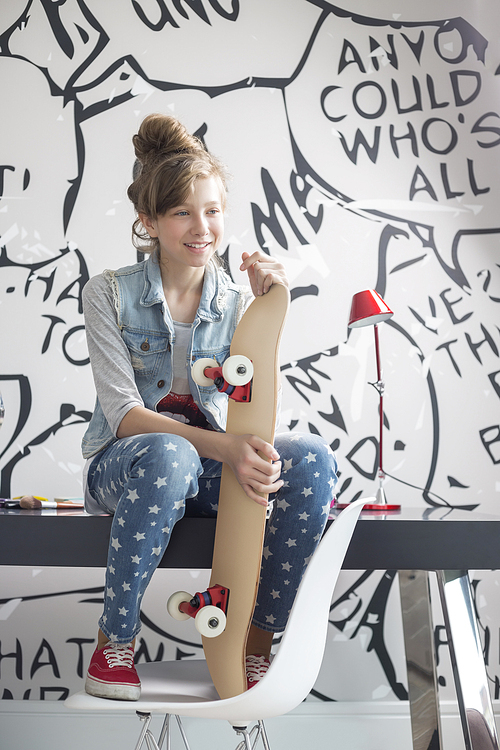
[1, 0, 499, 702]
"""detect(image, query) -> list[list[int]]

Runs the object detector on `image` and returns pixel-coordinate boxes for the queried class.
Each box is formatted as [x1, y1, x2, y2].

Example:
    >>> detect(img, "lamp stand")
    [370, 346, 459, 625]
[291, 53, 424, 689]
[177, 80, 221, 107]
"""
[376, 474, 387, 505]
[336, 323, 400, 512]
[374, 324, 386, 505]
[368, 324, 400, 510]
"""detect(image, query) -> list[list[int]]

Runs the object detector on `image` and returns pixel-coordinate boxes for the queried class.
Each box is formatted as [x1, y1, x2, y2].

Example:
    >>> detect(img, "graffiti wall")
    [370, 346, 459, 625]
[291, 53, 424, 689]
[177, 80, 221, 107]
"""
[1, 0, 499, 704]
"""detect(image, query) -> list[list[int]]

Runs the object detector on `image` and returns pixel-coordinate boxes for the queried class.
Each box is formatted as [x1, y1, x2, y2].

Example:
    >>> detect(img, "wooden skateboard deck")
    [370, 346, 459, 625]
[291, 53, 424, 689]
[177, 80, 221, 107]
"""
[202, 282, 289, 699]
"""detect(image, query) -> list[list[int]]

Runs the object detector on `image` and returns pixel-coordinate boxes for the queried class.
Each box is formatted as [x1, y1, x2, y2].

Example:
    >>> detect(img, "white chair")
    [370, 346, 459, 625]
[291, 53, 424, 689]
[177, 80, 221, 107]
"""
[65, 499, 365, 750]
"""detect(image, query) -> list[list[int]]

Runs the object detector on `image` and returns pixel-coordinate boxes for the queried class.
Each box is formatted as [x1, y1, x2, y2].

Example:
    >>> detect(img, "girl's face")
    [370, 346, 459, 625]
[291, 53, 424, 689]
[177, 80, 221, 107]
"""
[141, 175, 225, 274]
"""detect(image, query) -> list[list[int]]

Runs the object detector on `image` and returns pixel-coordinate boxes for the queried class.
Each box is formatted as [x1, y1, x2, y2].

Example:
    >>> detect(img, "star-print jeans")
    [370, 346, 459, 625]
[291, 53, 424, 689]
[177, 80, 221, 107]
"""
[86, 431, 338, 643]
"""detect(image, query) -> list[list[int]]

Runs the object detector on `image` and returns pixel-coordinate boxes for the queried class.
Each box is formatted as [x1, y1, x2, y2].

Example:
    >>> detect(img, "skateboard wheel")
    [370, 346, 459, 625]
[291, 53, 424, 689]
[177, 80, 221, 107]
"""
[195, 605, 227, 638]
[222, 355, 254, 386]
[167, 591, 192, 621]
[191, 358, 218, 387]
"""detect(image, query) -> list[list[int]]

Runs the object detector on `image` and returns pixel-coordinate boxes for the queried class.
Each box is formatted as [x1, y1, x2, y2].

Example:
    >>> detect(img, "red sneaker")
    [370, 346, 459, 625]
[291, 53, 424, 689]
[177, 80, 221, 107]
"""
[246, 654, 270, 689]
[85, 642, 141, 701]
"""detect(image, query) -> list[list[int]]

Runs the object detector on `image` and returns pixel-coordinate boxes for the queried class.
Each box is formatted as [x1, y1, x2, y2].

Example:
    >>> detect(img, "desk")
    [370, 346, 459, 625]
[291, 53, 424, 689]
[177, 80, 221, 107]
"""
[1, 504, 499, 750]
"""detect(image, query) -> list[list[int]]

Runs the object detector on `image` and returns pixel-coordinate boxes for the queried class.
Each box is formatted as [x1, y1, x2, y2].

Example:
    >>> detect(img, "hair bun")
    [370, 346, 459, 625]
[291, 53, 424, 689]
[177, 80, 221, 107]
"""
[132, 113, 203, 165]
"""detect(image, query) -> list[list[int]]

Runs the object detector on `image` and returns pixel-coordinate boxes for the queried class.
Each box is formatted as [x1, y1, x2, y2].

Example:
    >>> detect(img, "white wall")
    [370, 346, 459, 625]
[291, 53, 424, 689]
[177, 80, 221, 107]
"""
[1, 0, 499, 709]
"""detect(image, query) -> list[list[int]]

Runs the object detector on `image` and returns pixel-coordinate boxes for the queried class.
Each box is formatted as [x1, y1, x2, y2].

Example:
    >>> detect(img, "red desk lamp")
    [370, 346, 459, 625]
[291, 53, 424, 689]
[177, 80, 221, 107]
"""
[337, 290, 400, 511]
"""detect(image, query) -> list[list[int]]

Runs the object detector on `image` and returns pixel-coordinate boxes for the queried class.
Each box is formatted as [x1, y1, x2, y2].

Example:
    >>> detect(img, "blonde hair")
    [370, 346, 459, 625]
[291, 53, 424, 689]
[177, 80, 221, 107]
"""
[127, 114, 228, 256]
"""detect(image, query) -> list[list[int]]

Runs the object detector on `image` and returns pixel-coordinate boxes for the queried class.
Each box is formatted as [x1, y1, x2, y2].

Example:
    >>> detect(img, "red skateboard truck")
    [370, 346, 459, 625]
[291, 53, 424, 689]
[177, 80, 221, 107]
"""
[167, 583, 229, 638]
[191, 355, 254, 403]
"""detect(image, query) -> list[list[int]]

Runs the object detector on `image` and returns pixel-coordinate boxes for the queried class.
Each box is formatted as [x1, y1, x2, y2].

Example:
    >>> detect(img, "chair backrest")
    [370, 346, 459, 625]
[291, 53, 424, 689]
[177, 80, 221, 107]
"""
[233, 498, 365, 720]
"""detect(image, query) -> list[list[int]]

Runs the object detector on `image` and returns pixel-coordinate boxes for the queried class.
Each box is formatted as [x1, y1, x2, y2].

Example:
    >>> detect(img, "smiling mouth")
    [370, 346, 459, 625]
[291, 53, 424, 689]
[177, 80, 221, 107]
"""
[185, 242, 211, 250]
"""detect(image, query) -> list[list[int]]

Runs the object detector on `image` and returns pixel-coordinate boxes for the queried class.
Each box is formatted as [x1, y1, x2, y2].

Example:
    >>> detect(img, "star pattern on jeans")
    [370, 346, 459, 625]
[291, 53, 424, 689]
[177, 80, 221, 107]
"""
[91, 431, 337, 645]
[95, 434, 203, 643]
[251, 436, 338, 633]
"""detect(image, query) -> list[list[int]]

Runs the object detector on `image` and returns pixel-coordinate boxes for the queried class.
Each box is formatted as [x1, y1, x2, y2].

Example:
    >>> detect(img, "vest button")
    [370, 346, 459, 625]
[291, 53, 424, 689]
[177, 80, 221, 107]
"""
[157, 380, 165, 388]
[141, 341, 150, 351]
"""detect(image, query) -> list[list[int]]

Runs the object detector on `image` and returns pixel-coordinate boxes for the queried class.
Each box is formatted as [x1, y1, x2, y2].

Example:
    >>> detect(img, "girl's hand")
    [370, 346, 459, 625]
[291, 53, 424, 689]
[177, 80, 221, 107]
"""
[220, 433, 283, 506]
[240, 251, 289, 297]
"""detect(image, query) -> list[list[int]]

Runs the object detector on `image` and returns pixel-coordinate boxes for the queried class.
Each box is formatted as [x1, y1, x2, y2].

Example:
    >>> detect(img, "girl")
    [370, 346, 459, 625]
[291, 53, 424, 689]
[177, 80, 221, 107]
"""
[82, 114, 338, 700]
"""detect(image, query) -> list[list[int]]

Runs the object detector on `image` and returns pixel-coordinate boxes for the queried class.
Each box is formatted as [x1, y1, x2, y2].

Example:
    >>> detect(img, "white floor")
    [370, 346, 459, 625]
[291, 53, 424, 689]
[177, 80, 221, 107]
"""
[0, 699, 486, 750]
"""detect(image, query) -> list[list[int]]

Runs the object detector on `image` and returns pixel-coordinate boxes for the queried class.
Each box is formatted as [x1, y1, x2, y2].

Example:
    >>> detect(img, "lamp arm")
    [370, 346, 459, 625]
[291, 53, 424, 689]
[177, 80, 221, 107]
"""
[374, 324, 382, 383]
[374, 324, 384, 477]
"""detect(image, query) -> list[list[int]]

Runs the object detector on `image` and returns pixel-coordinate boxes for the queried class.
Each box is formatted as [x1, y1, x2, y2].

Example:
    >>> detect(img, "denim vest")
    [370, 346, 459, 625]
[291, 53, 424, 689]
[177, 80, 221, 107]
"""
[82, 255, 250, 459]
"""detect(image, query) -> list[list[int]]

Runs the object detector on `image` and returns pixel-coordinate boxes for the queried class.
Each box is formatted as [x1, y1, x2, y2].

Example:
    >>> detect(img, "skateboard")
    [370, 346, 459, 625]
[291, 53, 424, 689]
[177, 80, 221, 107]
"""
[167, 282, 290, 699]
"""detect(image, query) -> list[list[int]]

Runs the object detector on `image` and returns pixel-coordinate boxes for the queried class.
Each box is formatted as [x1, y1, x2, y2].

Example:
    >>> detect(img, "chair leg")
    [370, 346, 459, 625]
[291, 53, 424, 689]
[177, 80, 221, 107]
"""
[135, 713, 161, 750]
[175, 715, 192, 750]
[234, 727, 254, 750]
[135, 712, 192, 750]
[157, 715, 171, 750]
[258, 721, 271, 750]
[233, 721, 271, 750]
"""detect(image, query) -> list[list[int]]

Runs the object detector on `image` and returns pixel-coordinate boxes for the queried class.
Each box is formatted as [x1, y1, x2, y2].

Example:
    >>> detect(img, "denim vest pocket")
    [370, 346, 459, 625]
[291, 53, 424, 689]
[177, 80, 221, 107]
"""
[121, 328, 170, 382]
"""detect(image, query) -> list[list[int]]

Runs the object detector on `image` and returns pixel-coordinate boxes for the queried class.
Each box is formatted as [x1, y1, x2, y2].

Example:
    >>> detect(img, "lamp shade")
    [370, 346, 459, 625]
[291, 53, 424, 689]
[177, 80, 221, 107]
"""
[348, 289, 394, 328]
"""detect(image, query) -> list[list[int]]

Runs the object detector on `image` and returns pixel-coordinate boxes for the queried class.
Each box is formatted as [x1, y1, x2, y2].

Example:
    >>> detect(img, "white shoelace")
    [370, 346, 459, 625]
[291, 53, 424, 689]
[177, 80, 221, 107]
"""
[246, 654, 270, 684]
[103, 643, 135, 669]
